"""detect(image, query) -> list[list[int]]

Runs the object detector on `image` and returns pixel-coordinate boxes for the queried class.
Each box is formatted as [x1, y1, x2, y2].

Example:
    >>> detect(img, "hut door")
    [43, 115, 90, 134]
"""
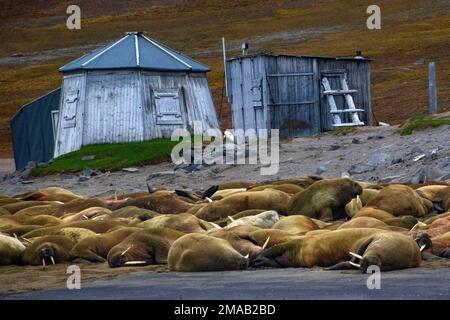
[62, 89, 79, 128]
[251, 78, 264, 130]
[153, 88, 184, 125]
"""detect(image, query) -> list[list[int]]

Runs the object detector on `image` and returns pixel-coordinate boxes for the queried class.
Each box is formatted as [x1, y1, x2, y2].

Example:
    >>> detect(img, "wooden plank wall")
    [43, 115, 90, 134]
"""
[54, 73, 86, 157]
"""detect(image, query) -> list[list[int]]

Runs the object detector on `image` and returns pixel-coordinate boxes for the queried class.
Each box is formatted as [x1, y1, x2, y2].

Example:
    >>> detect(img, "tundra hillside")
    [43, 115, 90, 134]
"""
[1, 0, 450, 158]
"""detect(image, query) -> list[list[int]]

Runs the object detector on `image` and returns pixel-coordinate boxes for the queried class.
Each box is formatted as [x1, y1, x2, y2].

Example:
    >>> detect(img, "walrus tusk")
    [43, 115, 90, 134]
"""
[349, 252, 364, 260]
[411, 222, 428, 232]
[121, 246, 132, 256]
[13, 233, 18, 239]
[244, 254, 250, 259]
[348, 261, 361, 268]
[124, 261, 147, 266]
[42, 258, 46, 268]
[228, 216, 235, 222]
[50, 256, 56, 265]
[205, 197, 213, 203]
[262, 237, 271, 250]
[82, 215, 89, 220]
[209, 222, 222, 229]
[420, 245, 426, 252]
[21, 237, 32, 244]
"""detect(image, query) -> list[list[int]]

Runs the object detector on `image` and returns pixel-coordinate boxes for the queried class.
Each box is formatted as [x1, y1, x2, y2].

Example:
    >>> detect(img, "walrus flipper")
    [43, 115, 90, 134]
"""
[325, 261, 356, 271]
[203, 185, 219, 199]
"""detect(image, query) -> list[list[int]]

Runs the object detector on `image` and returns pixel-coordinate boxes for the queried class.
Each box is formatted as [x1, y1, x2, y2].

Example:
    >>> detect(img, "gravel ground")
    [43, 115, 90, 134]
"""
[1, 125, 450, 197]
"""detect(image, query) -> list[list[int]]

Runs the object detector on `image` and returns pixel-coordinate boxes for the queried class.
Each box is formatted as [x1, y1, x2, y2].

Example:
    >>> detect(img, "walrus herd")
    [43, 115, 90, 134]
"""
[1, 178, 450, 273]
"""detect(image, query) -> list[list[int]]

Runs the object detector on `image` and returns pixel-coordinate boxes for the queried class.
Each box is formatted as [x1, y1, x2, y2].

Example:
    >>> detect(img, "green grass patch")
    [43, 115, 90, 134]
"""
[32, 139, 179, 176]
[400, 114, 450, 135]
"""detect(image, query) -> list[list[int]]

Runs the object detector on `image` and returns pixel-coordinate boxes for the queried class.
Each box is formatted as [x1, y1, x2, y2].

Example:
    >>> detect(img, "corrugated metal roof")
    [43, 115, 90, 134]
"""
[59, 32, 210, 73]
[227, 53, 373, 62]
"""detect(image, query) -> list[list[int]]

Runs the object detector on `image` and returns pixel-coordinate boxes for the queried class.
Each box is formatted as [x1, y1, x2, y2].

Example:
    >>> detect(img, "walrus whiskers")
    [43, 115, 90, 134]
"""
[349, 252, 364, 260]
[348, 261, 361, 268]
[262, 237, 270, 250]
[121, 246, 132, 256]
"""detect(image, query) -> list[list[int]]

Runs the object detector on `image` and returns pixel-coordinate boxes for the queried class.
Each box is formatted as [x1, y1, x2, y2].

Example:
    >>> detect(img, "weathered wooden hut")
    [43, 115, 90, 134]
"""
[225, 53, 372, 139]
[54, 32, 219, 157]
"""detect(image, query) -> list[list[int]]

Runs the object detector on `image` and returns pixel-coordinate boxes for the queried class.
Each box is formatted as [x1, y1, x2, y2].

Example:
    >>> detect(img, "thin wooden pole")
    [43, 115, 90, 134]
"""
[429, 61, 438, 114]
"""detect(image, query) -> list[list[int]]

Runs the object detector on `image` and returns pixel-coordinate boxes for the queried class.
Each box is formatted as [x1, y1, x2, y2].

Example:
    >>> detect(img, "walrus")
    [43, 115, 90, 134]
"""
[13, 198, 106, 218]
[107, 228, 184, 267]
[4, 225, 42, 237]
[22, 235, 75, 266]
[215, 209, 266, 226]
[208, 227, 263, 257]
[17, 187, 83, 203]
[61, 207, 112, 223]
[0, 234, 26, 265]
[218, 181, 255, 190]
[248, 184, 304, 195]
[270, 176, 322, 189]
[250, 229, 300, 249]
[415, 185, 448, 201]
[226, 210, 280, 229]
[337, 217, 388, 230]
[352, 207, 395, 221]
[345, 196, 363, 218]
[70, 227, 141, 262]
[251, 228, 385, 268]
[111, 206, 160, 219]
[0, 207, 11, 216]
[287, 178, 363, 221]
[138, 213, 213, 233]
[0, 217, 22, 231]
[366, 185, 428, 217]
[211, 188, 247, 201]
[383, 216, 418, 230]
[359, 189, 380, 206]
[1, 201, 63, 214]
[0, 198, 22, 206]
[195, 189, 290, 222]
[329, 232, 421, 272]
[168, 233, 249, 272]
[111, 191, 193, 214]
[272, 215, 318, 235]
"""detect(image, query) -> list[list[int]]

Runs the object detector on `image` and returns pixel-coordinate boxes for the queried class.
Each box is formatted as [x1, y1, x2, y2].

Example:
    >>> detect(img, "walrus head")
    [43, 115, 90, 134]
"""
[414, 233, 432, 251]
[38, 244, 56, 267]
[108, 245, 153, 268]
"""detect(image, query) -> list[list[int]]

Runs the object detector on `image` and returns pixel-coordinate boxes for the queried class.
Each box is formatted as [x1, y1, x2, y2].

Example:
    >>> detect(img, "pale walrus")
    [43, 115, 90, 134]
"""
[168, 233, 249, 272]
[137, 213, 213, 233]
[107, 228, 185, 268]
[272, 215, 318, 235]
[287, 178, 363, 221]
[225, 210, 280, 229]
[22, 235, 75, 266]
[195, 189, 290, 222]
[0, 234, 26, 265]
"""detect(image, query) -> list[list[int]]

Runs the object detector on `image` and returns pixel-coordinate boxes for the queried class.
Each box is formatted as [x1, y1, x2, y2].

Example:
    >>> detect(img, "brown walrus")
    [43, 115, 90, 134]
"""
[22, 235, 75, 266]
[287, 178, 363, 221]
[107, 228, 184, 268]
[168, 233, 249, 272]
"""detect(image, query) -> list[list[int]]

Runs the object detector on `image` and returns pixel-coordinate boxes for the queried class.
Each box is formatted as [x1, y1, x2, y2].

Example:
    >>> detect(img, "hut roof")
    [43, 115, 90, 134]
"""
[60, 32, 210, 73]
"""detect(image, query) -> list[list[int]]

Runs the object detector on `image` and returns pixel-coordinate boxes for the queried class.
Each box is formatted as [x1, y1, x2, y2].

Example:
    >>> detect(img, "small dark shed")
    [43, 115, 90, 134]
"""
[226, 53, 372, 139]
[10, 88, 61, 170]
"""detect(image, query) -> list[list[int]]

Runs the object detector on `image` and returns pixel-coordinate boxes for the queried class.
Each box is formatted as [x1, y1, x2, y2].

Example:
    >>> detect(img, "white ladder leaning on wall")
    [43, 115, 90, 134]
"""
[322, 76, 364, 127]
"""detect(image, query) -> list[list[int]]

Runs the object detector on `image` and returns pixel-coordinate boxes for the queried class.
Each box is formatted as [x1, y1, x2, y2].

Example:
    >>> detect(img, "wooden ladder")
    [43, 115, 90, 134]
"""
[322, 76, 364, 127]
